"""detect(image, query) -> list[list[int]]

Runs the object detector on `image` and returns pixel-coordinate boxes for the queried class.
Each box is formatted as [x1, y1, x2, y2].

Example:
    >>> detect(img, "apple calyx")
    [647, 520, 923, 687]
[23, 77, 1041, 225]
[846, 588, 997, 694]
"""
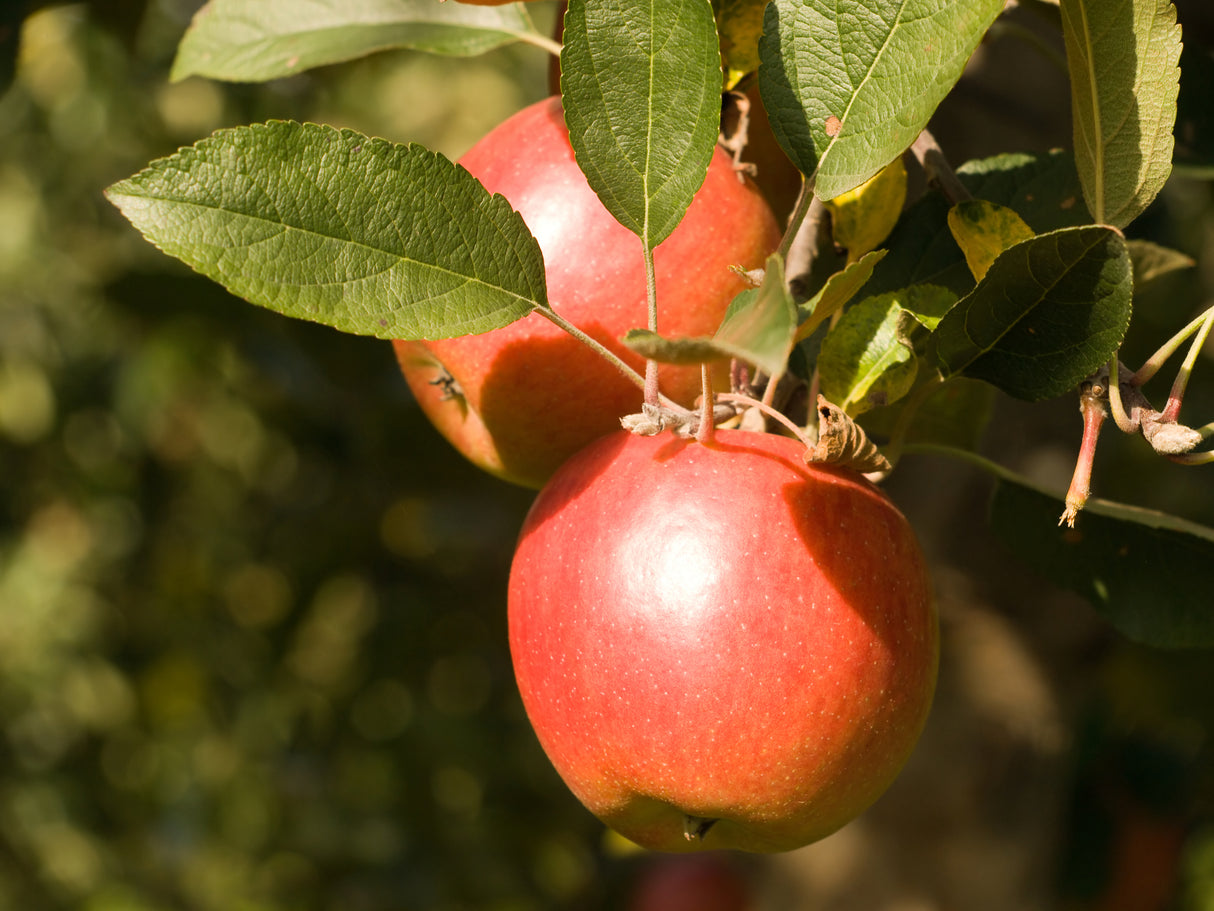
[683, 815, 718, 842]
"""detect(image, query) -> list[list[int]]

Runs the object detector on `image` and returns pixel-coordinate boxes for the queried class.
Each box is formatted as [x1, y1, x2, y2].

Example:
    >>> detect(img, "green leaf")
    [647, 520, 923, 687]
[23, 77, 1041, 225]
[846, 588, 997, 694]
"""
[622, 256, 796, 376]
[865, 150, 1093, 299]
[947, 199, 1035, 282]
[105, 121, 545, 340]
[895, 284, 960, 334]
[758, 0, 1004, 199]
[171, 0, 544, 83]
[933, 226, 1132, 400]
[796, 249, 886, 342]
[990, 478, 1214, 648]
[1060, 0, 1182, 227]
[560, 0, 722, 249]
[818, 291, 918, 416]
[713, 256, 797, 376]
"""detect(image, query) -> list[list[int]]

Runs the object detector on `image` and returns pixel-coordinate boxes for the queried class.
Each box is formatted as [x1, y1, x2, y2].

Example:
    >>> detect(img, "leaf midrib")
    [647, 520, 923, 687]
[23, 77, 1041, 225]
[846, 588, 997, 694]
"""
[1071, 0, 1106, 223]
[953, 230, 1108, 365]
[815, 0, 910, 182]
[108, 189, 540, 308]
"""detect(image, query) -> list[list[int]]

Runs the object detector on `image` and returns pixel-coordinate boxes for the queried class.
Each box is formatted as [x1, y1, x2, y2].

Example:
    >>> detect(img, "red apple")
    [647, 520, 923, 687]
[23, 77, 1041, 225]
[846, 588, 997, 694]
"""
[507, 429, 938, 853]
[394, 97, 781, 488]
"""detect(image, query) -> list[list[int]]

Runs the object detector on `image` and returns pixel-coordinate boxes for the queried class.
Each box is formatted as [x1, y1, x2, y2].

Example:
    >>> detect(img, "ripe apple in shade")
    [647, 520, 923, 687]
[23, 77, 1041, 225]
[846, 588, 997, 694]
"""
[393, 97, 781, 488]
[507, 429, 938, 853]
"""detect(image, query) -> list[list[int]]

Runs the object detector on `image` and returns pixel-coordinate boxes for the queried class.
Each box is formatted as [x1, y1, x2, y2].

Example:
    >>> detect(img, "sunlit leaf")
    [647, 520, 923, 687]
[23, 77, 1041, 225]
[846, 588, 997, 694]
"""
[713, 256, 797, 376]
[893, 284, 958, 335]
[561, 0, 721, 249]
[106, 121, 545, 340]
[172, 0, 545, 82]
[1060, 0, 1181, 227]
[818, 291, 918, 416]
[934, 226, 1131, 400]
[817, 284, 954, 415]
[758, 0, 1004, 199]
[795, 249, 886, 342]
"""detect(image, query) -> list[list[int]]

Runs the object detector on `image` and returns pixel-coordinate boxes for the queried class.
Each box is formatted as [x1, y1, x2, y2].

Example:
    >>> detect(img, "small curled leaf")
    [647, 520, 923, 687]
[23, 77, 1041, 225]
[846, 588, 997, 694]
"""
[807, 395, 891, 473]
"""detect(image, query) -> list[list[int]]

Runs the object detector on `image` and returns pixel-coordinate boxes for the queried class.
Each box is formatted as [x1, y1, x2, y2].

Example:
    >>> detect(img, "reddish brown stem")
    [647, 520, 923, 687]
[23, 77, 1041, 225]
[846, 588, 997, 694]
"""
[696, 364, 716, 445]
[1061, 383, 1108, 526]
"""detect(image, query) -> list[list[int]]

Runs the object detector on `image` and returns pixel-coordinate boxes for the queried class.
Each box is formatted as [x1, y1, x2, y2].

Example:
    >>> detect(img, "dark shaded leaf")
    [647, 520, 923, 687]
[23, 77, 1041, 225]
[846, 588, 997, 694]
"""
[865, 150, 1093, 300]
[933, 226, 1132, 400]
[991, 478, 1214, 648]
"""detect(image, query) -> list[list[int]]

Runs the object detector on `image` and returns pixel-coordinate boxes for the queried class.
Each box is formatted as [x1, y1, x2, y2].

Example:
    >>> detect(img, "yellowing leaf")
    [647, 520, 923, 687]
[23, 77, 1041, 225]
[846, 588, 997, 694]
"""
[824, 157, 907, 263]
[713, 0, 768, 83]
[947, 199, 1035, 281]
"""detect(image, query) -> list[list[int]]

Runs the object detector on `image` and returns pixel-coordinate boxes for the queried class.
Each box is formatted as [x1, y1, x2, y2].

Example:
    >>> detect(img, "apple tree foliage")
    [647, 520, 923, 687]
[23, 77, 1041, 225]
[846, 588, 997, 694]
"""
[106, 0, 1214, 648]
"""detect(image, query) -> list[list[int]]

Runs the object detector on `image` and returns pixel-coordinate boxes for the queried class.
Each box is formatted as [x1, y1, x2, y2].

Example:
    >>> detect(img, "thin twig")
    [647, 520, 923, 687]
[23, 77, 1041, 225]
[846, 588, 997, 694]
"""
[910, 129, 971, 205]
[714, 392, 817, 451]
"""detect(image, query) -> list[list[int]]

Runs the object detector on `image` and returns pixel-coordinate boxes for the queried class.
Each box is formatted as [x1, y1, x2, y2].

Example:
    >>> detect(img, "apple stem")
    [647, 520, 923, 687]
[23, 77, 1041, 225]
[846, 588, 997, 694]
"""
[715, 392, 816, 451]
[1168, 447, 1214, 465]
[777, 175, 817, 264]
[1105, 357, 1208, 459]
[1106, 357, 1138, 434]
[1160, 305, 1214, 424]
[533, 305, 685, 411]
[696, 363, 716, 445]
[1129, 303, 1214, 387]
[683, 815, 718, 841]
[643, 243, 661, 407]
[1060, 374, 1108, 526]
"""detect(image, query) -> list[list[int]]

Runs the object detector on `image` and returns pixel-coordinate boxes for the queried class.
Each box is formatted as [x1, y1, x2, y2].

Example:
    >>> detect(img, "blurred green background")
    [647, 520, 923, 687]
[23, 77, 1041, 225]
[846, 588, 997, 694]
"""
[2, 2, 1213, 909]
